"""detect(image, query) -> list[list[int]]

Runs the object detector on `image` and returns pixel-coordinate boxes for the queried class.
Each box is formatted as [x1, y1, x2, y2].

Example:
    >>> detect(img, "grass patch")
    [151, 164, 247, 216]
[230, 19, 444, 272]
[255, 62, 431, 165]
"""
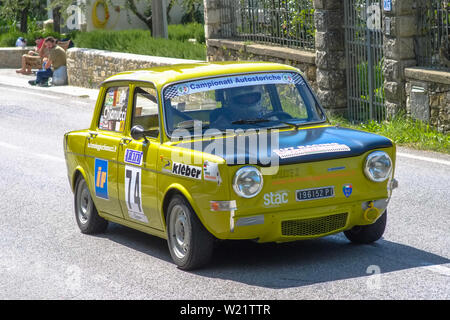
[168, 23, 205, 44]
[72, 26, 206, 60]
[329, 114, 450, 154]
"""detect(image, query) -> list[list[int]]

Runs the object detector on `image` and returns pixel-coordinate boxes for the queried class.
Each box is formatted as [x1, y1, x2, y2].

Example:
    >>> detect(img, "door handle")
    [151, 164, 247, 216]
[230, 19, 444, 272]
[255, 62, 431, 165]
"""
[120, 138, 132, 145]
[88, 132, 98, 140]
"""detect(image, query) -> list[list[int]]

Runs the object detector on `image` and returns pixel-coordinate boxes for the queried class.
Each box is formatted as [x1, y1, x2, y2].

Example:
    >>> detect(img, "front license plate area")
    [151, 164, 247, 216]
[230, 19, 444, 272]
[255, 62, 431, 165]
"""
[296, 186, 335, 201]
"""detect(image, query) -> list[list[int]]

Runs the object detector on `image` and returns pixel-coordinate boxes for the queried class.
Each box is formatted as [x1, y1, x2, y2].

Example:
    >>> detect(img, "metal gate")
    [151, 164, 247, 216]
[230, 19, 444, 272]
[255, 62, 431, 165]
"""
[344, 0, 385, 122]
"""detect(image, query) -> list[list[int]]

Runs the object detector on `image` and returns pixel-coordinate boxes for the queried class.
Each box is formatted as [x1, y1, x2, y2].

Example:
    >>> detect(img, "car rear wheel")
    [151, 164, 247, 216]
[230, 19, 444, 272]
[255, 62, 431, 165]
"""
[344, 210, 387, 244]
[74, 175, 108, 234]
[167, 195, 214, 270]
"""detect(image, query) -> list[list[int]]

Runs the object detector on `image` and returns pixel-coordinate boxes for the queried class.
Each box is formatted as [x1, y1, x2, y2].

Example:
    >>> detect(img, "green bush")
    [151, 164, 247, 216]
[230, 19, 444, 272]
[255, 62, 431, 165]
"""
[0, 30, 63, 47]
[73, 27, 206, 60]
[168, 23, 205, 44]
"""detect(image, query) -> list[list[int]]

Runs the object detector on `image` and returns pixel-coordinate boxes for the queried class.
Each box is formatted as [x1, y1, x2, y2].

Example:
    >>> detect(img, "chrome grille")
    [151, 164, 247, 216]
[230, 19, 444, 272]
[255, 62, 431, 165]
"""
[281, 213, 348, 236]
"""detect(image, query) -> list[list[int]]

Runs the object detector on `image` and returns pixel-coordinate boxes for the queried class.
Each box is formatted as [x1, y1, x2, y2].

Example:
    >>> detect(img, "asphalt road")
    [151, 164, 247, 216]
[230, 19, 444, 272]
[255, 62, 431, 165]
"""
[0, 84, 449, 300]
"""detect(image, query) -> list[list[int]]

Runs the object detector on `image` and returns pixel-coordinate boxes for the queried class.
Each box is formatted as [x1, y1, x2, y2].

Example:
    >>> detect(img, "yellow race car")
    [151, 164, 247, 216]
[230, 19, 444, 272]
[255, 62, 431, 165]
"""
[64, 62, 397, 270]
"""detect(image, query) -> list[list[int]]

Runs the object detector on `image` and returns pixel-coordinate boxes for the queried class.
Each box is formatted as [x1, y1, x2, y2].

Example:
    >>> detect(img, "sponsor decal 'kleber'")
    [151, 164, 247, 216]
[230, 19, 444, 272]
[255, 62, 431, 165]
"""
[172, 162, 202, 180]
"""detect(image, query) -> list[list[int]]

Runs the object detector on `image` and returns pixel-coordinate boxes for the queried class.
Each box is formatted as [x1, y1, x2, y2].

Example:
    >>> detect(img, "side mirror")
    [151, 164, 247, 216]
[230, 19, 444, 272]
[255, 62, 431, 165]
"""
[130, 125, 147, 141]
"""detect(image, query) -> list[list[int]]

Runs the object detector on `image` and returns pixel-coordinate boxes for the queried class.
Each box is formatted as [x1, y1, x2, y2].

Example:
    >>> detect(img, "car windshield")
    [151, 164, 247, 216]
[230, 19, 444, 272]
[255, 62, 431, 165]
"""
[163, 72, 326, 137]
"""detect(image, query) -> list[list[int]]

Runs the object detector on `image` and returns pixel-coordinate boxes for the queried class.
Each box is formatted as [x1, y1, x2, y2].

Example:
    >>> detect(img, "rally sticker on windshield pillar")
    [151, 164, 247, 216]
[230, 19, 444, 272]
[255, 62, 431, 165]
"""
[274, 143, 351, 159]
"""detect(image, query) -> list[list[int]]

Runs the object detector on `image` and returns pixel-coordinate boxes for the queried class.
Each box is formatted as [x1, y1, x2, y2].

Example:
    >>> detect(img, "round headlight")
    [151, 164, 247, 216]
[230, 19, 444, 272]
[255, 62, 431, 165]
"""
[364, 151, 392, 182]
[233, 166, 263, 198]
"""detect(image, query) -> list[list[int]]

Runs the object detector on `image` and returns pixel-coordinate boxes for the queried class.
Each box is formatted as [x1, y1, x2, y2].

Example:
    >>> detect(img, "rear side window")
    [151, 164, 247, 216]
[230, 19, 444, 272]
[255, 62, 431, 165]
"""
[98, 86, 129, 132]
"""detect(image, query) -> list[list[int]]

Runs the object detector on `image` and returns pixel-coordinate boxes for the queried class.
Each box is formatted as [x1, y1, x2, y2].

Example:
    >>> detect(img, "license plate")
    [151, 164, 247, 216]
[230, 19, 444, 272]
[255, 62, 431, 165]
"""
[296, 186, 335, 201]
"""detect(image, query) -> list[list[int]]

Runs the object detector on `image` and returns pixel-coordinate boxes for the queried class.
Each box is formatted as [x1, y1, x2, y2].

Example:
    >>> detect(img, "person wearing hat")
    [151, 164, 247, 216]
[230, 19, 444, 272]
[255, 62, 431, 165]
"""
[15, 37, 27, 48]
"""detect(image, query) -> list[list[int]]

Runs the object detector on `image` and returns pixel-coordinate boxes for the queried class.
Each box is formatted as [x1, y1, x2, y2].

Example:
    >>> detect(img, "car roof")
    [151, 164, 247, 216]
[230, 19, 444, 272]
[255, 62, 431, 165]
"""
[102, 61, 300, 88]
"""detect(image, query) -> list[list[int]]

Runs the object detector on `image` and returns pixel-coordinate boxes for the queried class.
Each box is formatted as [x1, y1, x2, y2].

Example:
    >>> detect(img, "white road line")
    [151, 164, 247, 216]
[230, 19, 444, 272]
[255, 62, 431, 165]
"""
[3, 88, 62, 100]
[397, 152, 450, 166]
[34, 153, 65, 163]
[422, 264, 450, 277]
[0, 141, 64, 163]
[0, 141, 20, 149]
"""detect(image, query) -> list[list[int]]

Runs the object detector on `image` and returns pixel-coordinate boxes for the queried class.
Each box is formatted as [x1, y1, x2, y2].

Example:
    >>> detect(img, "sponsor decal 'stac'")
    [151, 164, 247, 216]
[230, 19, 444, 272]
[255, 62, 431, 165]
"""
[274, 143, 351, 159]
[343, 184, 353, 198]
[94, 158, 109, 199]
[172, 162, 202, 180]
[263, 191, 288, 206]
[203, 161, 222, 185]
[124, 149, 143, 166]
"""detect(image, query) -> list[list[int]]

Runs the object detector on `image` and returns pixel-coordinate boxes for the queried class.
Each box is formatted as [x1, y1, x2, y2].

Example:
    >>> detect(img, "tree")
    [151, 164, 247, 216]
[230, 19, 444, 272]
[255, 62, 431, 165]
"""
[0, 0, 42, 32]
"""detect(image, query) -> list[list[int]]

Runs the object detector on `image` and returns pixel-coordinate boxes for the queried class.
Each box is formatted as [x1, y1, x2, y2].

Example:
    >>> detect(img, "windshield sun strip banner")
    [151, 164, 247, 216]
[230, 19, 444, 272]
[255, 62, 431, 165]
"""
[164, 72, 305, 100]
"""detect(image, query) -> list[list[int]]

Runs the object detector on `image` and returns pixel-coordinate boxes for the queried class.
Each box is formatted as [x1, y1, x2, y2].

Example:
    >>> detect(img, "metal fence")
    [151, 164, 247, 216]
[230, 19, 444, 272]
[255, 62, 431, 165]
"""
[220, 0, 315, 51]
[415, 0, 450, 70]
[344, 0, 385, 122]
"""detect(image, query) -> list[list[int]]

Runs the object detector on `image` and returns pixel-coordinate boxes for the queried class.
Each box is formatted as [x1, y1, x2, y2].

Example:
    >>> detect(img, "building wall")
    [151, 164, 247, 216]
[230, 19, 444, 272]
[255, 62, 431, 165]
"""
[49, 0, 188, 32]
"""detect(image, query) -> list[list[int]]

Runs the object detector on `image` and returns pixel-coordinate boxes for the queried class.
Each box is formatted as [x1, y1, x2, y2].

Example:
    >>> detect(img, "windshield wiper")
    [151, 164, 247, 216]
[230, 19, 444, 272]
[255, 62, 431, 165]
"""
[176, 120, 209, 130]
[277, 120, 326, 130]
[231, 118, 271, 125]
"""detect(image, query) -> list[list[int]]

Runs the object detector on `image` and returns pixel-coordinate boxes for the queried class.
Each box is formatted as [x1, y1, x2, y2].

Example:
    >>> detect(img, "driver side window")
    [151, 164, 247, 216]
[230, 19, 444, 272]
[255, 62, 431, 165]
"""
[132, 86, 159, 138]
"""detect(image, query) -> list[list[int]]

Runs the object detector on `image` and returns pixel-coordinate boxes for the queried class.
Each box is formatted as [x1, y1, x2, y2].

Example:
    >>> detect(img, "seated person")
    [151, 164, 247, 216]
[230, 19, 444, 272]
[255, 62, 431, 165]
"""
[28, 37, 67, 86]
[210, 85, 267, 126]
[15, 37, 27, 48]
[16, 37, 46, 75]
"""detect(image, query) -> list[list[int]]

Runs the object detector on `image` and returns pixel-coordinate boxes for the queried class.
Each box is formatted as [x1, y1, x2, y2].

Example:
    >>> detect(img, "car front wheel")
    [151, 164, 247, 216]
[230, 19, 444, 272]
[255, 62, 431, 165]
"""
[167, 195, 214, 270]
[344, 210, 387, 244]
[74, 175, 108, 234]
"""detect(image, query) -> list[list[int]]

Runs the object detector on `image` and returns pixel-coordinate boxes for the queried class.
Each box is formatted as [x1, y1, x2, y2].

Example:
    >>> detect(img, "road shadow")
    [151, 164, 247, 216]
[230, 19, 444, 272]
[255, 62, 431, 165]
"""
[99, 223, 449, 289]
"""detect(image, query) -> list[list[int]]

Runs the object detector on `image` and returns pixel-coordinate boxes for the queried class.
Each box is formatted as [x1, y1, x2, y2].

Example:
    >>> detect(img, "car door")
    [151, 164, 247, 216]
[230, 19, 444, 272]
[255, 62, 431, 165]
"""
[85, 85, 130, 219]
[117, 84, 163, 230]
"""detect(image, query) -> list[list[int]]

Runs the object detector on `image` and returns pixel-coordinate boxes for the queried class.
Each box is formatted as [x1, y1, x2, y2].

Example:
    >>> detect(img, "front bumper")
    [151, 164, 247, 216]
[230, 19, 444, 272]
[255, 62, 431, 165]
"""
[223, 197, 390, 243]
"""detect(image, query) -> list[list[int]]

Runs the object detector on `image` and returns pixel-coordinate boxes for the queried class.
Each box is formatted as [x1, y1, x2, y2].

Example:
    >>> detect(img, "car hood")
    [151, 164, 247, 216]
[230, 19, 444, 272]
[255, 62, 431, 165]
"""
[172, 125, 393, 166]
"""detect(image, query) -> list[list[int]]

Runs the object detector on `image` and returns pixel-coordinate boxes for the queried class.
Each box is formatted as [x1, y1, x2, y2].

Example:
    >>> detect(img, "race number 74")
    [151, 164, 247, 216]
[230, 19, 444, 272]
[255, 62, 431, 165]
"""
[124, 166, 148, 223]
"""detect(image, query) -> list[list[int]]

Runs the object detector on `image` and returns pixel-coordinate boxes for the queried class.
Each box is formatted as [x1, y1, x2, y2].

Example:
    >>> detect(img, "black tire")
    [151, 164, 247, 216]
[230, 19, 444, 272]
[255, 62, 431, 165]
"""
[344, 210, 387, 244]
[166, 195, 214, 270]
[74, 175, 108, 234]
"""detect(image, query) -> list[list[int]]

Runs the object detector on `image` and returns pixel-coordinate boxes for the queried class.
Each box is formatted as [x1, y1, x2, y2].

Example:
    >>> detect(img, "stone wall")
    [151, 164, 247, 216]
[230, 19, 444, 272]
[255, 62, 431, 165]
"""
[206, 39, 317, 91]
[313, 0, 347, 116]
[66, 48, 202, 88]
[0, 47, 34, 68]
[383, 0, 417, 118]
[405, 68, 450, 133]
